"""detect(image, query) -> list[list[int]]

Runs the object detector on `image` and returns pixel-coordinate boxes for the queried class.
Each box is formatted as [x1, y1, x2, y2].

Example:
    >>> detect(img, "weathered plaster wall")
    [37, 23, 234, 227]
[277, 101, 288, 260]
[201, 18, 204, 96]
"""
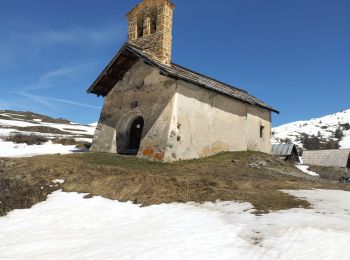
[170, 81, 249, 160]
[91, 60, 177, 161]
[246, 106, 272, 154]
[91, 60, 273, 161]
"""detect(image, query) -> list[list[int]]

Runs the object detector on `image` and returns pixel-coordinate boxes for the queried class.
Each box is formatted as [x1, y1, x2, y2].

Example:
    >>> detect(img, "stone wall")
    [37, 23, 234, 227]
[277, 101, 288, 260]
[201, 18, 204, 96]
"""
[91, 60, 177, 161]
[246, 105, 272, 154]
[168, 81, 252, 160]
[91, 61, 273, 161]
[127, 0, 174, 65]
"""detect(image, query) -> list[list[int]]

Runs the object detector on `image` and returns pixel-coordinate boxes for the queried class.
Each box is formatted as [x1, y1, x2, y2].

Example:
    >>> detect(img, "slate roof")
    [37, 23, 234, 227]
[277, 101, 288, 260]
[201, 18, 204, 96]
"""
[88, 43, 279, 113]
[272, 144, 296, 156]
[303, 149, 350, 168]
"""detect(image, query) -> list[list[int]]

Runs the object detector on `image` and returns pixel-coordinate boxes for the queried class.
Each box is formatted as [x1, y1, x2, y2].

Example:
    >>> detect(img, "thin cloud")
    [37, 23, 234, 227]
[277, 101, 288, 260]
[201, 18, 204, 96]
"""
[39, 66, 81, 84]
[17, 93, 57, 110]
[20, 63, 95, 91]
[17, 93, 100, 110]
[0, 23, 124, 69]
[26, 25, 122, 46]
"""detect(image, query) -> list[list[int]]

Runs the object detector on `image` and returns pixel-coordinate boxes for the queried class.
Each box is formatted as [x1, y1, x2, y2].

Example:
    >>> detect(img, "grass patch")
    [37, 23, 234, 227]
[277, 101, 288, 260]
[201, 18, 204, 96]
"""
[52, 138, 91, 150]
[62, 128, 87, 132]
[0, 171, 55, 217]
[19, 126, 68, 135]
[5, 134, 49, 145]
[309, 166, 349, 181]
[2, 151, 350, 216]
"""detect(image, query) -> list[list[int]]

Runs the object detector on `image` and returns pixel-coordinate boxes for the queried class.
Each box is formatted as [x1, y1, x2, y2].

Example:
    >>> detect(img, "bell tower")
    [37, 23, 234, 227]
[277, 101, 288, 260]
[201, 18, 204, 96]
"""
[127, 0, 175, 65]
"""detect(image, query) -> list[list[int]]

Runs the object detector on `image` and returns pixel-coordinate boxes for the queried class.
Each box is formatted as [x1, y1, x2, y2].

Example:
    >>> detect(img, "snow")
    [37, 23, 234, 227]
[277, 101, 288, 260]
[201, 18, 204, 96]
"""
[89, 122, 98, 127]
[0, 111, 97, 158]
[273, 108, 350, 149]
[74, 137, 93, 142]
[296, 165, 319, 177]
[0, 119, 37, 128]
[1, 189, 350, 260]
[52, 179, 65, 184]
[0, 128, 18, 137]
[340, 136, 350, 149]
[0, 141, 78, 158]
[0, 114, 96, 136]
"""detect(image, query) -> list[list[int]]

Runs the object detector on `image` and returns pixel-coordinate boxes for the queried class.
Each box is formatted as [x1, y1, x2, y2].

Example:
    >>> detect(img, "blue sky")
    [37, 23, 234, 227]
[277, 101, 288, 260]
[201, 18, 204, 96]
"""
[0, 0, 349, 126]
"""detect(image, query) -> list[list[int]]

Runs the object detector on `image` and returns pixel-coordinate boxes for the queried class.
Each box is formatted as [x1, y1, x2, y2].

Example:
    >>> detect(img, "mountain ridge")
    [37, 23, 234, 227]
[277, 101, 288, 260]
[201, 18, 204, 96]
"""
[272, 109, 350, 150]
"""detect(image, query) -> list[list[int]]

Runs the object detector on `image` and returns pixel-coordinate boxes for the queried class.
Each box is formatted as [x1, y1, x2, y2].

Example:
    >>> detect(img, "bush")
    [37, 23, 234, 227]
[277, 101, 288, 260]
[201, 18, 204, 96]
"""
[341, 123, 350, 131]
[5, 134, 48, 145]
[280, 138, 292, 144]
[335, 128, 344, 140]
[300, 133, 339, 150]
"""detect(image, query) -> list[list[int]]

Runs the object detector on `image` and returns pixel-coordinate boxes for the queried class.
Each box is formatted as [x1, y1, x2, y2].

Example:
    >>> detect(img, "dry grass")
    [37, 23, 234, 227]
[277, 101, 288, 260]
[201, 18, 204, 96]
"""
[0, 170, 55, 217]
[309, 165, 349, 181]
[51, 138, 91, 150]
[5, 134, 49, 145]
[2, 151, 350, 217]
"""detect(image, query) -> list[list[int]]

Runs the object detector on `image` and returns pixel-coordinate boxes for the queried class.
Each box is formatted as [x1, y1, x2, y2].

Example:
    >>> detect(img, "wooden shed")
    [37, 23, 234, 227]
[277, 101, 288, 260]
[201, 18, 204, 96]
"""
[303, 149, 350, 168]
[271, 144, 300, 163]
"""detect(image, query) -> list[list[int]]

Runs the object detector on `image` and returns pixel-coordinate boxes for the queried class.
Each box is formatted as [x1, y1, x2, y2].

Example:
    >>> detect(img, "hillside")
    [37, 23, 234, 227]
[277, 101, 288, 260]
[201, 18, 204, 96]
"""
[0, 110, 96, 157]
[2, 151, 348, 217]
[272, 109, 350, 150]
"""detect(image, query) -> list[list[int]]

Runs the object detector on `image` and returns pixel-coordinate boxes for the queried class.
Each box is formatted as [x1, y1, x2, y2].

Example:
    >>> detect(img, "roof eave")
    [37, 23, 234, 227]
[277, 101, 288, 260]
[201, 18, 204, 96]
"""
[87, 43, 280, 114]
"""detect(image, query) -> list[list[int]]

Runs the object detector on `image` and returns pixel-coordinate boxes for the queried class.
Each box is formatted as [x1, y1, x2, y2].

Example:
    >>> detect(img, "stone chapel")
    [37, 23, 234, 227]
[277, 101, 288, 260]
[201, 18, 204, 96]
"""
[88, 0, 279, 162]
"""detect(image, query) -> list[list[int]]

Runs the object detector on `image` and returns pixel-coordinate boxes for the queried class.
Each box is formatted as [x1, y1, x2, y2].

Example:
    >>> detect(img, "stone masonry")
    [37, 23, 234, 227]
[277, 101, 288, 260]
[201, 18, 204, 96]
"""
[127, 0, 174, 65]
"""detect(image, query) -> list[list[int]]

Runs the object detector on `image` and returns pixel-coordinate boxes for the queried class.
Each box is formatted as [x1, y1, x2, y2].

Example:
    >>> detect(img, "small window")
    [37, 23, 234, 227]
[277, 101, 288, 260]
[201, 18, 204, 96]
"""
[260, 126, 265, 138]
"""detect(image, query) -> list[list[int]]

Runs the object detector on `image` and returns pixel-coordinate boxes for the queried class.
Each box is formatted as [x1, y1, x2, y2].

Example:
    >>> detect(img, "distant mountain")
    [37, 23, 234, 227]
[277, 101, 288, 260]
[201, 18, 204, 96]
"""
[272, 109, 350, 150]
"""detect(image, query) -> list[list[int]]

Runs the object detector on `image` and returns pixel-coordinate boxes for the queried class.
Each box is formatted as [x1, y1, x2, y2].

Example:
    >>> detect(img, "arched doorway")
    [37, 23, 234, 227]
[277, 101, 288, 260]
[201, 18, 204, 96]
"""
[127, 117, 144, 155]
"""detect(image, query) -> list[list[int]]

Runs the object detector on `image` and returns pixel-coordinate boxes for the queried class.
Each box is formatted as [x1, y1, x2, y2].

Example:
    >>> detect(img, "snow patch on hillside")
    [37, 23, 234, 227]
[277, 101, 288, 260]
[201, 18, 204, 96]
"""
[0, 141, 78, 158]
[1, 189, 350, 259]
[273, 109, 350, 149]
[295, 165, 319, 176]
[0, 111, 97, 158]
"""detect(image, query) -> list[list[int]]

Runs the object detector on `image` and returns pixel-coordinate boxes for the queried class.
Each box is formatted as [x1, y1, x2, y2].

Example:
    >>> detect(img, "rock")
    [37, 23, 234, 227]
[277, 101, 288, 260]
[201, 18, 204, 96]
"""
[0, 159, 15, 169]
[249, 161, 267, 169]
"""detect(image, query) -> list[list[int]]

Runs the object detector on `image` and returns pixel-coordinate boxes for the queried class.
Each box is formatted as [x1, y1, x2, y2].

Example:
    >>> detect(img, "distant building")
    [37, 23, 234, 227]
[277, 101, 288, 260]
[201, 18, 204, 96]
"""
[271, 144, 300, 163]
[303, 149, 350, 168]
[87, 0, 278, 162]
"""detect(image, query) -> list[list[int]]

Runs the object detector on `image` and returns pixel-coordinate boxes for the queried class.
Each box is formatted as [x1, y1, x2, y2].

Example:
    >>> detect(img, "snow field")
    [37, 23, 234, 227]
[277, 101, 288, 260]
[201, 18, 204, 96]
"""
[0, 141, 78, 158]
[1, 189, 350, 260]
